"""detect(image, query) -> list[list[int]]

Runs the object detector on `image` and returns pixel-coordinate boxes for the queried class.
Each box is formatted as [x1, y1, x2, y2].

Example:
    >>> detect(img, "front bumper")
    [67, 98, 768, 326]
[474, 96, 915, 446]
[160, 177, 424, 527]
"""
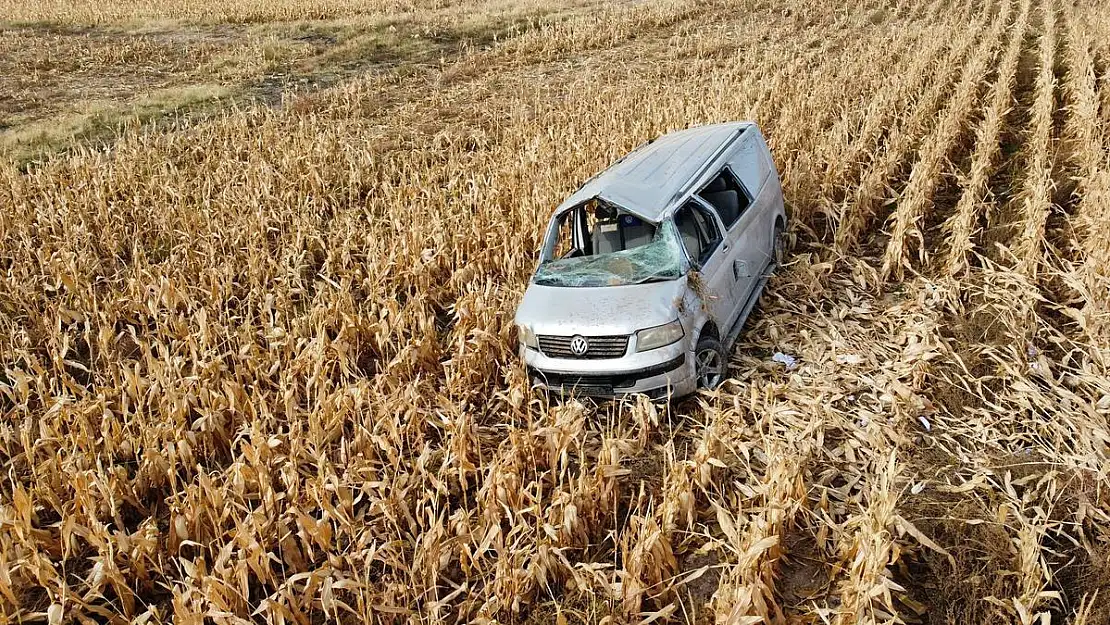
[522, 342, 697, 399]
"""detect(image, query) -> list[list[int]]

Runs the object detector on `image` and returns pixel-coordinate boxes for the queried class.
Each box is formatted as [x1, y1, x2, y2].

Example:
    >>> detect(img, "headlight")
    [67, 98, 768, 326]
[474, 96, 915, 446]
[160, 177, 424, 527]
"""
[636, 320, 684, 352]
[516, 324, 539, 349]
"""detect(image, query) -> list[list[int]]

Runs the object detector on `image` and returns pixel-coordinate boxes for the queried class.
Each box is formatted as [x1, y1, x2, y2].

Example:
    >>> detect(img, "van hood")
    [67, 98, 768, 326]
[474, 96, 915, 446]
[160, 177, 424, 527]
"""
[515, 276, 687, 336]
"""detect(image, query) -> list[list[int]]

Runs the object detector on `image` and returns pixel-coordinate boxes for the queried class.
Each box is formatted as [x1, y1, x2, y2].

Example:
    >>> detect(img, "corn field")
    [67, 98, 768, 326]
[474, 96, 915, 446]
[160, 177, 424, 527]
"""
[2, 0, 1110, 622]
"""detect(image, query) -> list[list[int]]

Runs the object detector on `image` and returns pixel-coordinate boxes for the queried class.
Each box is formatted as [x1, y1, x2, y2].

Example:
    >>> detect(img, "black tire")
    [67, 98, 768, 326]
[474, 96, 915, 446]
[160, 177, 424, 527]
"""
[772, 223, 787, 268]
[694, 334, 726, 390]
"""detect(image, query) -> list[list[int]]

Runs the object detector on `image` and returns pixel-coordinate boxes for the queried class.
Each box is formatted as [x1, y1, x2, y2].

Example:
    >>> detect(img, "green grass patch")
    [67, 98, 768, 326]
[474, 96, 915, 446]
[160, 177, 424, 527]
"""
[2, 84, 234, 167]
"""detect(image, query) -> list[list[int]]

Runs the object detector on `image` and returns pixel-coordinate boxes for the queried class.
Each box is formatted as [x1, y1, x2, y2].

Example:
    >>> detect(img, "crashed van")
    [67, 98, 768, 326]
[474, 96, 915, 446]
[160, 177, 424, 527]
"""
[514, 122, 787, 398]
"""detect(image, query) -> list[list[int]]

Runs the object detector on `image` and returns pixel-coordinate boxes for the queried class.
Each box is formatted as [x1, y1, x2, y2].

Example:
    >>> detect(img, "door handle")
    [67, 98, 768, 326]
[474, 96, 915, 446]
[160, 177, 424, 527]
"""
[733, 259, 751, 279]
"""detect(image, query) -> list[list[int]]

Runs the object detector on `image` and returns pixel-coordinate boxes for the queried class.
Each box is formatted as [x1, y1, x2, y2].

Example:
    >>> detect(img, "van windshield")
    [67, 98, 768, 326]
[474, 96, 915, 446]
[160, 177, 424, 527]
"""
[533, 199, 687, 287]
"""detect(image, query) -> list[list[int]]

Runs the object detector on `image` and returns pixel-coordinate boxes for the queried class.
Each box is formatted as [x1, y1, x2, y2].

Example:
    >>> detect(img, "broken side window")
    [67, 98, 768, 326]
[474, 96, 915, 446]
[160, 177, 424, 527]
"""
[674, 200, 723, 265]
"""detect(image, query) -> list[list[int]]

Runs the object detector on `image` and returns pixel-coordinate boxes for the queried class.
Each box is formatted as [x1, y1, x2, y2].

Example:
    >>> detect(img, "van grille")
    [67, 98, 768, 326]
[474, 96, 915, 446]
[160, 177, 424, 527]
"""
[538, 334, 629, 359]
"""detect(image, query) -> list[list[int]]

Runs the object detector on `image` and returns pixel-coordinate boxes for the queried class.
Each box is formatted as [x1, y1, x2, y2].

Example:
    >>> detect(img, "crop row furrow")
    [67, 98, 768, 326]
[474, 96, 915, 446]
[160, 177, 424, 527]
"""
[879, 0, 1015, 280]
[815, 0, 968, 224]
[777, 42, 923, 228]
[940, 0, 1031, 276]
[1012, 0, 1057, 279]
[779, 3, 946, 230]
[831, 2, 993, 254]
[1063, 8, 1110, 342]
[941, 0, 1034, 276]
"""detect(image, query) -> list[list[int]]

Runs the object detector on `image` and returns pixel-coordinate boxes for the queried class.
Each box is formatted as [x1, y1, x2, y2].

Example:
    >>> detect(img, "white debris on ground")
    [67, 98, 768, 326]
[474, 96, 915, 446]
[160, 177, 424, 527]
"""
[836, 353, 862, 365]
[771, 352, 798, 369]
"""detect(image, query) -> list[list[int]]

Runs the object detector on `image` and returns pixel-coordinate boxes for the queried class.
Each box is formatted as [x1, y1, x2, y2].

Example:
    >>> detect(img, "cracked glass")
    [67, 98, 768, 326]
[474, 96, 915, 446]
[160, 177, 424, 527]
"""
[534, 202, 687, 287]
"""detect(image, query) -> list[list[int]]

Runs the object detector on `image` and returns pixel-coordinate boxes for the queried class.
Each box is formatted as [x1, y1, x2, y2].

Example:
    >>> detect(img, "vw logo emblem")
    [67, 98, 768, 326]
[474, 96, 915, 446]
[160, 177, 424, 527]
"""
[569, 335, 589, 356]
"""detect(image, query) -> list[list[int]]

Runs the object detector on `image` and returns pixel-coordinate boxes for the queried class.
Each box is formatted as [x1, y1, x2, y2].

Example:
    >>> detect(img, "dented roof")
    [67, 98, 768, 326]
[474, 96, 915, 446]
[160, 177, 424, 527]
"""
[555, 121, 753, 222]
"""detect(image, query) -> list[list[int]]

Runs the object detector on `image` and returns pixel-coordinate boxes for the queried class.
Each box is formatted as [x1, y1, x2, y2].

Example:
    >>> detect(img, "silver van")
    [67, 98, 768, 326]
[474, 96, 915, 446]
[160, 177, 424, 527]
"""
[514, 122, 787, 399]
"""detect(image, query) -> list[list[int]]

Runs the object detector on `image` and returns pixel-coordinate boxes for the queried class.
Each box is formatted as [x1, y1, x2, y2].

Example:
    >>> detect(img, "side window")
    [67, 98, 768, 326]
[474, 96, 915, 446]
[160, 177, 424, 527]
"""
[697, 168, 751, 229]
[674, 201, 723, 264]
[731, 133, 770, 198]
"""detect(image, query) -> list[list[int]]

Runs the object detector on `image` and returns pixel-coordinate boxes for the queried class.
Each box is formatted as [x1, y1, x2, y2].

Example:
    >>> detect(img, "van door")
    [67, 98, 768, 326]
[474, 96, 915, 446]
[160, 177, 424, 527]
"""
[673, 200, 732, 329]
[729, 131, 775, 274]
[697, 166, 759, 326]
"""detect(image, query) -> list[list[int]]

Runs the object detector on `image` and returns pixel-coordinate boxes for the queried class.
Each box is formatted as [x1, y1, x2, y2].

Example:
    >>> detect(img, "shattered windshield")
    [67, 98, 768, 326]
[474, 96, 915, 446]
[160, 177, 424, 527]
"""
[533, 199, 687, 287]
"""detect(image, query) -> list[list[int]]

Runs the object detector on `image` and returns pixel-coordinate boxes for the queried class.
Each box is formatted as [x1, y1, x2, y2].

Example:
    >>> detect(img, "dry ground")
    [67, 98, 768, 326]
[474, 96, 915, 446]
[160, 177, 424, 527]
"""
[0, 0, 597, 164]
[2, 0, 1110, 623]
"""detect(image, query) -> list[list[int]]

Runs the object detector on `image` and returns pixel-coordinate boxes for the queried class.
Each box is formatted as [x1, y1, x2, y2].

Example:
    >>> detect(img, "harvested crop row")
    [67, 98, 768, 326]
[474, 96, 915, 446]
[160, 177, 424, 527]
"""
[0, 0, 463, 24]
[494, 0, 704, 60]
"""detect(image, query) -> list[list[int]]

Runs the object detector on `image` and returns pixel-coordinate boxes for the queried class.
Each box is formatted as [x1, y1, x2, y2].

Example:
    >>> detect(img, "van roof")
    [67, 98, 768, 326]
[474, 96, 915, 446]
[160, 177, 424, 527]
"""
[555, 121, 754, 222]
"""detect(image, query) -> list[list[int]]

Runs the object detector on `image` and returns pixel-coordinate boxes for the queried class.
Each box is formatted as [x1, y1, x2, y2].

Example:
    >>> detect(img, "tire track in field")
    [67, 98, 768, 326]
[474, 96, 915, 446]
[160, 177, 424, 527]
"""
[818, 284, 952, 625]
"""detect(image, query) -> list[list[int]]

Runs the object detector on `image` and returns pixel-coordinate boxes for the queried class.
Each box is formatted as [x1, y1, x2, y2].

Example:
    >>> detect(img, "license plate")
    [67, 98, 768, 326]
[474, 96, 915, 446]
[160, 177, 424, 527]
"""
[562, 384, 613, 397]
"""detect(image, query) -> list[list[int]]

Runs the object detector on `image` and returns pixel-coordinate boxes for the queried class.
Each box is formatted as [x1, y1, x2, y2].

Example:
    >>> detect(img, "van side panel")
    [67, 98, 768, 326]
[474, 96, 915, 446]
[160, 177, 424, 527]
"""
[753, 131, 777, 183]
[724, 127, 786, 274]
[750, 128, 786, 225]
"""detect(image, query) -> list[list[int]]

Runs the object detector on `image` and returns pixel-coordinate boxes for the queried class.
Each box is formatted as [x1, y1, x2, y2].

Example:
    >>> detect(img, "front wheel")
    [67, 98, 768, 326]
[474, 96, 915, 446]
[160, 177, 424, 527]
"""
[694, 335, 726, 390]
